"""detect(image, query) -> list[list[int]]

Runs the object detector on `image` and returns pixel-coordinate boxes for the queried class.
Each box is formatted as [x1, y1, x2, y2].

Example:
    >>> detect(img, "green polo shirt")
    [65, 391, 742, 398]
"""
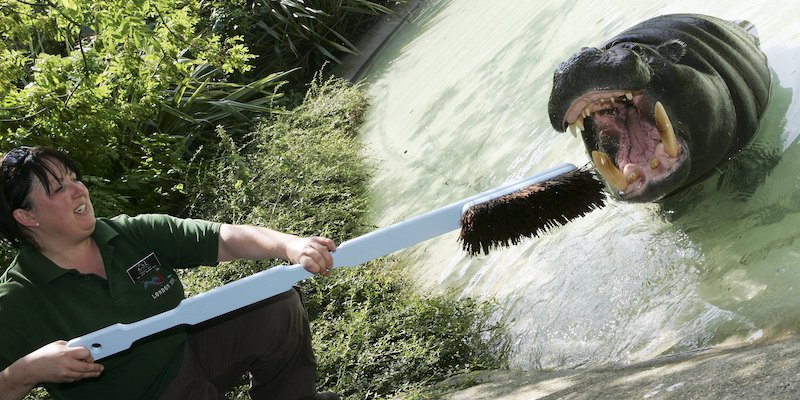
[0, 214, 220, 400]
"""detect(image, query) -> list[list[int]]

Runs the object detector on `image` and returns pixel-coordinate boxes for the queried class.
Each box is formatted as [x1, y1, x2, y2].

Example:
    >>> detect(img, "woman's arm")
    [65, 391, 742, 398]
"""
[0, 341, 104, 400]
[217, 224, 336, 275]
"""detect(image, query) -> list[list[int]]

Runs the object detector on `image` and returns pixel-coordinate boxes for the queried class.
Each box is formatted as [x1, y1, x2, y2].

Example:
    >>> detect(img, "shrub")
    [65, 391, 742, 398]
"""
[0, 0, 270, 216]
[303, 262, 510, 399]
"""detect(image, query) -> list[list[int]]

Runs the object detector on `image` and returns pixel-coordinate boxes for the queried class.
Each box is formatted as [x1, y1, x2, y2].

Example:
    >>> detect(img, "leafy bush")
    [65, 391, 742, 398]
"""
[0, 0, 401, 217]
[303, 263, 510, 399]
[0, 0, 271, 216]
[180, 75, 373, 292]
[1, 0, 364, 265]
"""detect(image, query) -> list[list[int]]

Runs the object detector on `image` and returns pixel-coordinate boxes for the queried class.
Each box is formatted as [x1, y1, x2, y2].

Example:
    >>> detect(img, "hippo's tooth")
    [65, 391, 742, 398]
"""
[592, 150, 629, 192]
[650, 158, 660, 169]
[654, 102, 679, 158]
[625, 92, 633, 101]
[575, 116, 584, 131]
[569, 123, 577, 137]
[584, 107, 591, 117]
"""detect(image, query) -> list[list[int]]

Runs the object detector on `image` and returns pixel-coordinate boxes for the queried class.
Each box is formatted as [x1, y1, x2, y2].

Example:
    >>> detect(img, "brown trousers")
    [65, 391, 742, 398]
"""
[159, 288, 317, 400]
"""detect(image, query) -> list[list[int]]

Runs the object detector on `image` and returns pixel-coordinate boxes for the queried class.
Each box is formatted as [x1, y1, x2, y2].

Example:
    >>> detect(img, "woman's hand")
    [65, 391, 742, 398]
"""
[18, 341, 104, 383]
[1, 341, 103, 400]
[286, 236, 336, 276]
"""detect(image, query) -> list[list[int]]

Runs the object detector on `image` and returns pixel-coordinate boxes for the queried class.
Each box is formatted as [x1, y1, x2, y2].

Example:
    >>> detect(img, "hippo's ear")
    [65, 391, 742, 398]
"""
[657, 39, 687, 63]
[732, 19, 761, 46]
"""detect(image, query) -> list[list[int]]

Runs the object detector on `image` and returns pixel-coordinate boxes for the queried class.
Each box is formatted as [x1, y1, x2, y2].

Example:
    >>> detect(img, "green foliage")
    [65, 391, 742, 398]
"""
[181, 75, 373, 292]
[0, 0, 271, 216]
[0, 0, 401, 217]
[24, 386, 49, 400]
[200, 0, 399, 78]
[186, 74, 372, 232]
[304, 263, 510, 399]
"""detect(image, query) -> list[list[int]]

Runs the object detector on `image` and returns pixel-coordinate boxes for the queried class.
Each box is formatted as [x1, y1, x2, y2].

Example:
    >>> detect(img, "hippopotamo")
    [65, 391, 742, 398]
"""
[547, 14, 771, 202]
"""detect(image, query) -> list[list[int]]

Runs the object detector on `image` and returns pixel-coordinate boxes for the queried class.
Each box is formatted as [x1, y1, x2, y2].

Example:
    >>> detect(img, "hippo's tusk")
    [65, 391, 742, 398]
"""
[575, 116, 585, 131]
[592, 150, 629, 192]
[568, 116, 585, 137]
[655, 102, 679, 158]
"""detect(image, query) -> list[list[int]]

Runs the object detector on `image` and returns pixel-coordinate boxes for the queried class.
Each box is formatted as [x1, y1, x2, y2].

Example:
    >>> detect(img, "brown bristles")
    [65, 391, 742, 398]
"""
[459, 166, 606, 255]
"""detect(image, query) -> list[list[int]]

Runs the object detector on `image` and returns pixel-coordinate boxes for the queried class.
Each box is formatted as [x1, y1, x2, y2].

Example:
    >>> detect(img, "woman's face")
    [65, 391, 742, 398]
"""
[23, 160, 96, 243]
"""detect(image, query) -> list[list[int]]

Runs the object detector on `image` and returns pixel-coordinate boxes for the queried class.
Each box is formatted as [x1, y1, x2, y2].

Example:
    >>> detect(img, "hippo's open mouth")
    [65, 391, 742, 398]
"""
[548, 14, 771, 203]
[562, 90, 685, 200]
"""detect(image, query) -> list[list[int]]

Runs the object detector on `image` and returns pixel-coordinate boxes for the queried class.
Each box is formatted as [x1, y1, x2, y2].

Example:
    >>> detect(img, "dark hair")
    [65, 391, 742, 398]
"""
[0, 146, 82, 249]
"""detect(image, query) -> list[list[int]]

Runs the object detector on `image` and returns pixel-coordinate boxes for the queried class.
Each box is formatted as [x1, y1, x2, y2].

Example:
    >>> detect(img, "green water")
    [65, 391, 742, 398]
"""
[356, 0, 800, 370]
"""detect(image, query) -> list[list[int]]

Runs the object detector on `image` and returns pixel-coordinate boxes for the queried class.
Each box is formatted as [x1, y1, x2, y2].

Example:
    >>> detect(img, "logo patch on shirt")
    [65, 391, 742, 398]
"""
[126, 252, 161, 283]
[148, 273, 177, 299]
[143, 273, 166, 290]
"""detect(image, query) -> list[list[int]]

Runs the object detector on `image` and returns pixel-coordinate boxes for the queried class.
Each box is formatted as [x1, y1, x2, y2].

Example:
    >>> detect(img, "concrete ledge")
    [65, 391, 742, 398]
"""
[413, 338, 800, 399]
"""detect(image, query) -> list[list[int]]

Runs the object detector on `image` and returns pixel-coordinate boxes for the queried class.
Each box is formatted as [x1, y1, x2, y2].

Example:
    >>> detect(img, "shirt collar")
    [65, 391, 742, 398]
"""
[17, 218, 119, 283]
[16, 244, 65, 283]
[92, 218, 119, 246]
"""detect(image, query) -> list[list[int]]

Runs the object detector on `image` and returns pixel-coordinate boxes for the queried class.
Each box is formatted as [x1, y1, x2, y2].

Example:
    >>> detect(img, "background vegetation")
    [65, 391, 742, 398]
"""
[2, 0, 511, 398]
[0, 0, 391, 217]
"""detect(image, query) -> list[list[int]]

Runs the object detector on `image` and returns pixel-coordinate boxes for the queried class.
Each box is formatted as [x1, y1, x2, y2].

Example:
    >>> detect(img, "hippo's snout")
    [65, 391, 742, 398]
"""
[549, 46, 652, 131]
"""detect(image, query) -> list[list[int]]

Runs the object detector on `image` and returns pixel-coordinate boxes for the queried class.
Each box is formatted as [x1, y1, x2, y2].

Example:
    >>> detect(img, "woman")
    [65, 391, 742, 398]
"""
[0, 146, 340, 399]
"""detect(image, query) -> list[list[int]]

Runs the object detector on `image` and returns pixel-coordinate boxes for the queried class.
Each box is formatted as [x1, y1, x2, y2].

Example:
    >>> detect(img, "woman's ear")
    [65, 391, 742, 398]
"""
[12, 209, 38, 228]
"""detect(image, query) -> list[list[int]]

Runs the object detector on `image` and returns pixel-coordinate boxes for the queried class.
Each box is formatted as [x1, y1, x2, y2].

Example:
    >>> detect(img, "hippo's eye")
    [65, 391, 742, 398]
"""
[623, 44, 654, 64]
[618, 43, 646, 58]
